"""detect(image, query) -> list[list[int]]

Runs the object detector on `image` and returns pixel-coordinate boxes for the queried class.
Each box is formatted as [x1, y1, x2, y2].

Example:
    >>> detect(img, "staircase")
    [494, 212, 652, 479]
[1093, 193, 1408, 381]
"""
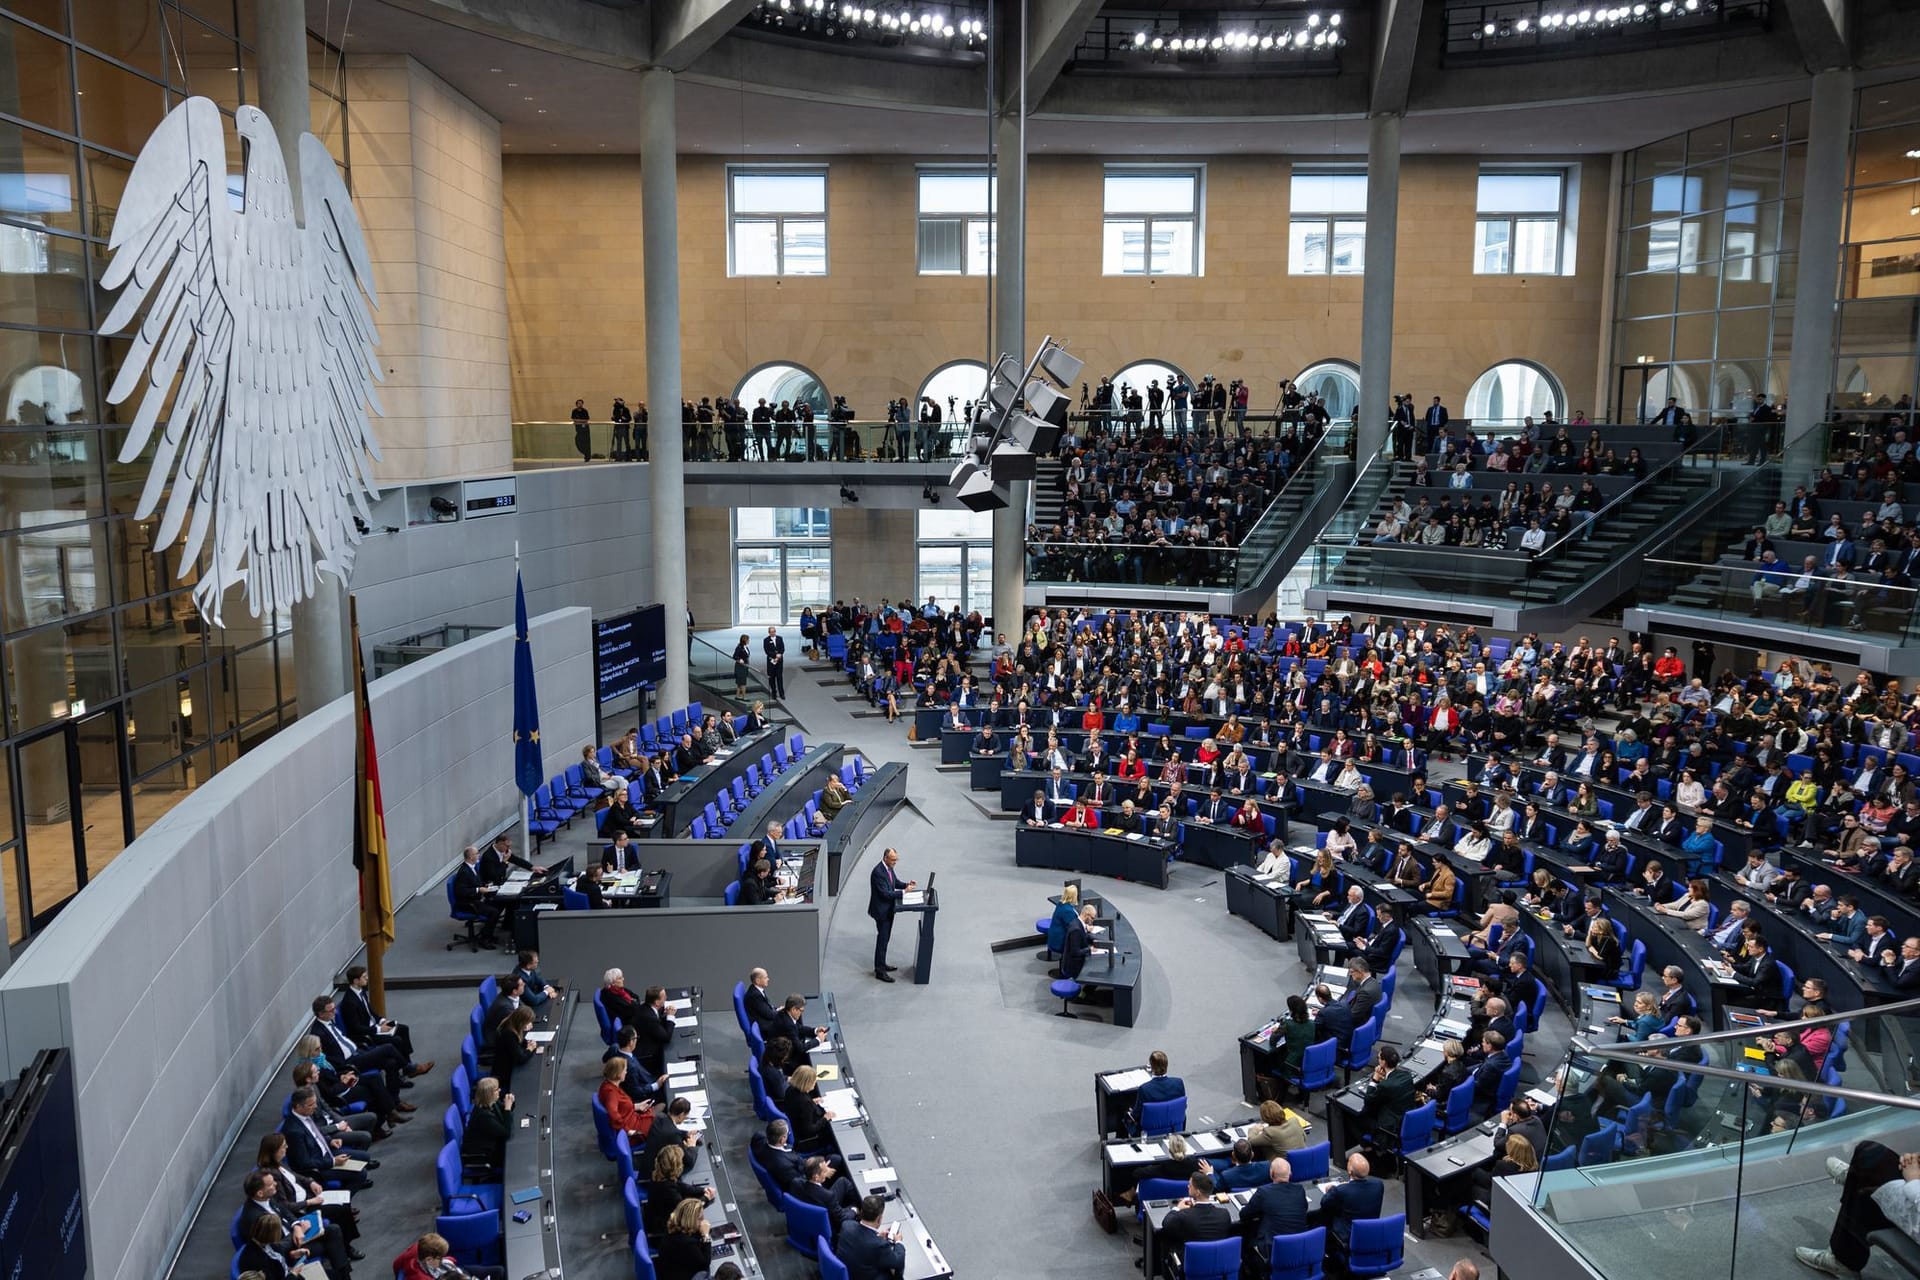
[1309, 451, 1733, 630]
[1029, 458, 1065, 530]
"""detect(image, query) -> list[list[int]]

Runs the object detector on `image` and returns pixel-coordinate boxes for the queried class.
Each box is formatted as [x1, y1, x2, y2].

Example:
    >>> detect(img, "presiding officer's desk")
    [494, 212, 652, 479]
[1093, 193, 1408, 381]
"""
[1052, 891, 1145, 1026]
[665, 989, 766, 1277]
[653, 727, 780, 835]
[503, 989, 576, 1278]
[805, 993, 955, 1279]
[1016, 823, 1174, 889]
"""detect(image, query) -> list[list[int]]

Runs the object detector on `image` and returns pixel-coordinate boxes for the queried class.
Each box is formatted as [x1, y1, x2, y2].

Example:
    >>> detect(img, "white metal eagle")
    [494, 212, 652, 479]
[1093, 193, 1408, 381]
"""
[100, 96, 383, 626]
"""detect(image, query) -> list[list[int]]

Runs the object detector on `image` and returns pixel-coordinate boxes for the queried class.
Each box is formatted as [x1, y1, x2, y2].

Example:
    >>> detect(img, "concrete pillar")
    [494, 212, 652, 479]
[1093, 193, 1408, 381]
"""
[256, 0, 350, 714]
[1782, 69, 1855, 486]
[990, 0, 1028, 646]
[640, 67, 690, 711]
[1358, 112, 1402, 464]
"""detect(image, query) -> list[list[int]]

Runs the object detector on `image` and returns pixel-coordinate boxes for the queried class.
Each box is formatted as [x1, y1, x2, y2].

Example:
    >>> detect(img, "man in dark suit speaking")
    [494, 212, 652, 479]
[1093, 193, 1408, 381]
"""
[868, 847, 916, 983]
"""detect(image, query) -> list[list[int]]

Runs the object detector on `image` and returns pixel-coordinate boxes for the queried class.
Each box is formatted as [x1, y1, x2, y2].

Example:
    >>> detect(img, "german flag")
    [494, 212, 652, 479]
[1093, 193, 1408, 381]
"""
[351, 595, 394, 948]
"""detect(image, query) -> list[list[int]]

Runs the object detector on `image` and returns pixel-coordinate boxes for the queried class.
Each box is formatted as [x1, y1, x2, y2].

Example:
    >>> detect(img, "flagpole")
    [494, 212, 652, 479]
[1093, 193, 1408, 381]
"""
[351, 593, 389, 1018]
[518, 541, 533, 871]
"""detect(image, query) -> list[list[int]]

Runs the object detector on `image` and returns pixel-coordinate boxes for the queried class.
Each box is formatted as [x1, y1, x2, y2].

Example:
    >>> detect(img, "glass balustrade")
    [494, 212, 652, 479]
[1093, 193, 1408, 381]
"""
[1509, 999, 1920, 1280]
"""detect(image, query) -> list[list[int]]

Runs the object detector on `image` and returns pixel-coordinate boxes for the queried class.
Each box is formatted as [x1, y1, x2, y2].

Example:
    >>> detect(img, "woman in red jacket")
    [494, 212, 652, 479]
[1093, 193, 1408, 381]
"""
[395, 1230, 505, 1280]
[598, 1056, 655, 1141]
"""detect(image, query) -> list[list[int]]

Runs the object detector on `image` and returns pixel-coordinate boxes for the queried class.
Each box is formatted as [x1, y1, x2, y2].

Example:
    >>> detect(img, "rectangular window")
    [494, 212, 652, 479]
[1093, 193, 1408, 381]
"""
[728, 167, 827, 277]
[1102, 167, 1201, 276]
[734, 508, 832, 624]
[916, 510, 994, 616]
[1289, 170, 1367, 274]
[917, 168, 995, 275]
[1474, 170, 1565, 275]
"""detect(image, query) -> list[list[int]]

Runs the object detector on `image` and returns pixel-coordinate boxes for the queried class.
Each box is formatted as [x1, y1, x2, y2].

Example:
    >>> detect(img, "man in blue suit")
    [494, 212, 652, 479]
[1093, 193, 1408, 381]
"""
[1209, 1140, 1269, 1192]
[1312, 983, 1355, 1054]
[835, 1195, 907, 1279]
[868, 847, 914, 983]
[1312, 1151, 1384, 1258]
[1131, 1049, 1186, 1132]
[1242, 1156, 1310, 1259]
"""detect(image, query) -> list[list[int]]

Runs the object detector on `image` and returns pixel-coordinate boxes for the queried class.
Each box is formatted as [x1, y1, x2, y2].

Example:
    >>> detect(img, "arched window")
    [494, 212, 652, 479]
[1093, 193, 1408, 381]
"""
[5, 365, 87, 425]
[735, 362, 830, 418]
[1294, 359, 1359, 423]
[1464, 360, 1564, 427]
[917, 361, 989, 421]
[1112, 360, 1189, 402]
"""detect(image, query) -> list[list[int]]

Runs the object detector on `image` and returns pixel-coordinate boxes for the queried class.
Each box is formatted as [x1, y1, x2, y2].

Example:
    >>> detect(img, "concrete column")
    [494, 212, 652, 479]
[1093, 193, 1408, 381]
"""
[1358, 112, 1402, 465]
[256, 0, 350, 714]
[1782, 69, 1855, 486]
[990, 0, 1028, 646]
[640, 67, 689, 711]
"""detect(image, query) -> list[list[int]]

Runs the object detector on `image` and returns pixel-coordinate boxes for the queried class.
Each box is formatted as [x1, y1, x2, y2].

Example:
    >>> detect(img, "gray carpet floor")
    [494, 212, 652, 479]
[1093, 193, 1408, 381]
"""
[170, 632, 1539, 1280]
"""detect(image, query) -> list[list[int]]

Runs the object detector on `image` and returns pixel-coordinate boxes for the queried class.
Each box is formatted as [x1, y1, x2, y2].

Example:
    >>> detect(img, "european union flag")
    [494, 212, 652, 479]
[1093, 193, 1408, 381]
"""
[512, 570, 542, 797]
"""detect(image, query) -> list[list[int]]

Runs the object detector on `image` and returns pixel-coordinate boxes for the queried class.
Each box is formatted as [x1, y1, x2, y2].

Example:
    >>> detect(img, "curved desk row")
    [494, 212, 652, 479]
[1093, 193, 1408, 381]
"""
[805, 993, 954, 1279]
[653, 727, 783, 835]
[818, 761, 909, 895]
[504, 990, 575, 1278]
[1048, 890, 1145, 1027]
[662, 987, 767, 1276]
[1015, 824, 1174, 889]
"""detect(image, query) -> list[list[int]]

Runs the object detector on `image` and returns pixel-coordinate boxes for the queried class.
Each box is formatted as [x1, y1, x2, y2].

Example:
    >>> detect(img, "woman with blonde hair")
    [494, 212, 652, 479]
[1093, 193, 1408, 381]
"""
[1045, 883, 1081, 956]
[642, 1143, 714, 1237]
[656, 1197, 713, 1280]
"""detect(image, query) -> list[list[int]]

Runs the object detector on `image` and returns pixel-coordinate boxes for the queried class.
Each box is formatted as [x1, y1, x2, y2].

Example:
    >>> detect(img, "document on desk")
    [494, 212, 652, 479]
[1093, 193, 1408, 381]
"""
[818, 1087, 860, 1116]
[860, 1166, 901, 1186]
[674, 1013, 699, 1028]
[901, 890, 927, 907]
[814, 1064, 841, 1081]
[675, 1089, 710, 1109]
[667, 998, 693, 1012]
[1525, 1087, 1560, 1108]
[320, 1190, 352, 1206]
[1110, 1142, 1168, 1163]
[526, 1031, 557, 1045]
[1101, 1068, 1154, 1091]
[666, 1061, 698, 1079]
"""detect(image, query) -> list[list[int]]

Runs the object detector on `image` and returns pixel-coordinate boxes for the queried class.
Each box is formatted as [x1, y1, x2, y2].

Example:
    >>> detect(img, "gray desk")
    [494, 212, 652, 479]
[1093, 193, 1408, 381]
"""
[1016, 824, 1174, 889]
[653, 728, 779, 835]
[664, 989, 766, 1277]
[724, 742, 848, 844]
[503, 990, 574, 1279]
[1055, 891, 1145, 1026]
[809, 994, 954, 1279]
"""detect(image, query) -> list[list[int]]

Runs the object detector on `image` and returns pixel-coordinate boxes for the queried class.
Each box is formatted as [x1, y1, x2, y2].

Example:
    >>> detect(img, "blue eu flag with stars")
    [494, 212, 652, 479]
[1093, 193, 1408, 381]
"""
[512, 570, 542, 797]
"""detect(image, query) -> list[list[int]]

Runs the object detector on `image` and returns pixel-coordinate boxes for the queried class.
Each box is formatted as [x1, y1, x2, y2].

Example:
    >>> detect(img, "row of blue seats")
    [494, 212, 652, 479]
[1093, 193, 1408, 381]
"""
[685, 733, 809, 839]
[719, 760, 876, 896]
[523, 701, 726, 843]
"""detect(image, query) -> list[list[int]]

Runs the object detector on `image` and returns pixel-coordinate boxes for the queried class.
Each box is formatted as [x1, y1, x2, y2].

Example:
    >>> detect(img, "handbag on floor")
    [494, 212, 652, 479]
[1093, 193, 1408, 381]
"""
[1092, 1188, 1118, 1234]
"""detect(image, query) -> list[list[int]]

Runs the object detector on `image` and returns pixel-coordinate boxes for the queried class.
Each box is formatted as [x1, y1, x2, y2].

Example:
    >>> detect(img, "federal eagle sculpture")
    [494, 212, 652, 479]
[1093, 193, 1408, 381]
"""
[100, 96, 383, 625]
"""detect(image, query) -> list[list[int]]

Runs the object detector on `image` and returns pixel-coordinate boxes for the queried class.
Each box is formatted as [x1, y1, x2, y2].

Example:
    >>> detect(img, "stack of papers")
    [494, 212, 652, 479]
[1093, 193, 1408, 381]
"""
[860, 1166, 901, 1186]
[526, 1031, 557, 1045]
[1101, 1068, 1154, 1091]
[901, 891, 927, 907]
[666, 1062, 699, 1082]
[818, 1087, 860, 1116]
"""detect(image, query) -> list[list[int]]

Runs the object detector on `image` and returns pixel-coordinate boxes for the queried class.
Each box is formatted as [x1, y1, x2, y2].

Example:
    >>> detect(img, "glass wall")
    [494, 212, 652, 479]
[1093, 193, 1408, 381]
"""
[733, 508, 831, 625]
[1610, 77, 1920, 433]
[1610, 101, 1804, 424]
[916, 509, 991, 615]
[1837, 80, 1920, 430]
[0, 0, 346, 946]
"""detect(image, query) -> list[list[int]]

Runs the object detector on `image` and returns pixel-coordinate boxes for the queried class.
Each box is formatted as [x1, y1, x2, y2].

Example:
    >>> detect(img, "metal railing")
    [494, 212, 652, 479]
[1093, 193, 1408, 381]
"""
[1511, 997, 1920, 1280]
[511, 418, 970, 467]
[1443, 0, 1770, 64]
[1024, 424, 1346, 594]
[1637, 554, 1920, 646]
[686, 634, 777, 703]
[1304, 426, 1732, 612]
